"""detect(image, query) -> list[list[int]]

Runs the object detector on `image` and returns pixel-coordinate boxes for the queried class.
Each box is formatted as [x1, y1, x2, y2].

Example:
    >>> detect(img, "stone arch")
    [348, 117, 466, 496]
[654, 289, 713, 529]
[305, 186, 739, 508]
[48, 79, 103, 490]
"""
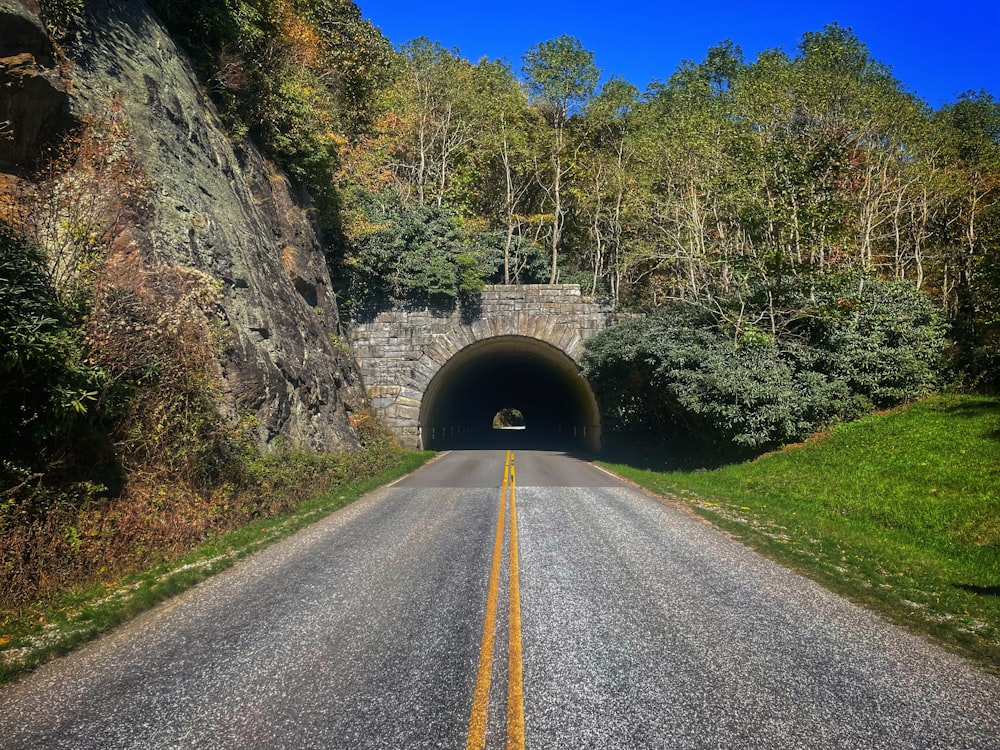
[419, 336, 601, 451]
[349, 285, 614, 451]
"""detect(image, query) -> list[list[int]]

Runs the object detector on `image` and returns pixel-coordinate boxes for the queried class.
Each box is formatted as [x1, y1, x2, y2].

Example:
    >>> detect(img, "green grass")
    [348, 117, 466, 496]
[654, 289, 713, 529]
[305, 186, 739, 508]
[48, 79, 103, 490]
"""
[601, 394, 1000, 673]
[0, 449, 435, 685]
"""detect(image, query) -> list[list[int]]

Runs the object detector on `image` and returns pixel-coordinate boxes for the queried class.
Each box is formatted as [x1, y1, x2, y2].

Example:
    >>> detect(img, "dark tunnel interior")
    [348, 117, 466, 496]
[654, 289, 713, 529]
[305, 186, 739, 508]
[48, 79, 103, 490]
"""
[420, 336, 601, 452]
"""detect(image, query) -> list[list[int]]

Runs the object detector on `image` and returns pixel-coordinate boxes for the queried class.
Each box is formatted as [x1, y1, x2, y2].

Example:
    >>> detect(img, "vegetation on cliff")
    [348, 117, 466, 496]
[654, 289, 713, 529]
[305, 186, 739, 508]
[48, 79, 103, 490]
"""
[1, 158, 406, 612]
[145, 0, 396, 226]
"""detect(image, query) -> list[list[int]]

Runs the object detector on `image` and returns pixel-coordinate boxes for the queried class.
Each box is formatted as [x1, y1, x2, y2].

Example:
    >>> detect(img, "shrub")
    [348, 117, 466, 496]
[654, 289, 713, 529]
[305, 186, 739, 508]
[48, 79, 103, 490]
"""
[0, 227, 106, 482]
[86, 256, 248, 490]
[583, 275, 948, 453]
[38, 0, 84, 38]
[775, 275, 949, 409]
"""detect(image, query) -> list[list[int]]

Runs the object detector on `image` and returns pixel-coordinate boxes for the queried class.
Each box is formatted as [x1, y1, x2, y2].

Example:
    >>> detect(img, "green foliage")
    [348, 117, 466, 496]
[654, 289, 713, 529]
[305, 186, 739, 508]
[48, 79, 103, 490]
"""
[341, 189, 499, 313]
[584, 275, 947, 452]
[792, 277, 949, 407]
[256, 68, 339, 192]
[584, 306, 808, 450]
[0, 227, 106, 485]
[493, 408, 525, 428]
[38, 0, 84, 38]
[932, 91, 1000, 390]
[522, 35, 600, 121]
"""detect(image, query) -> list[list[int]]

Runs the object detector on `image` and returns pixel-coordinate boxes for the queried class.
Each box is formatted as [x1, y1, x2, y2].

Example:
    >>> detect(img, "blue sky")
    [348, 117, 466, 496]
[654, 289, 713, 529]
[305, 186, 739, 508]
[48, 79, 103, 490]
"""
[355, 0, 998, 109]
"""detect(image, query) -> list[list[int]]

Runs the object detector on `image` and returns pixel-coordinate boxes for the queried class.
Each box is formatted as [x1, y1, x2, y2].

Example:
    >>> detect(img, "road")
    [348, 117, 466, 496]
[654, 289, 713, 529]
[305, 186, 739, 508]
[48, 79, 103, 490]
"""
[1, 450, 998, 749]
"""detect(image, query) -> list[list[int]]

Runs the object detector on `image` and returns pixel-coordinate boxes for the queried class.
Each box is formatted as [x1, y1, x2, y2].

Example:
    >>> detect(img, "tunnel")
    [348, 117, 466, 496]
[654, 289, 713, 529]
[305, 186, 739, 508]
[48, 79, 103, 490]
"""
[419, 335, 601, 452]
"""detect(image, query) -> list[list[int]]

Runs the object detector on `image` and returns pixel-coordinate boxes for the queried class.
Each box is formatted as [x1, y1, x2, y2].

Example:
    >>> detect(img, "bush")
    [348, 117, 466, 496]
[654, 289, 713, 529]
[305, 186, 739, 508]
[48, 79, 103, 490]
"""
[583, 275, 948, 453]
[86, 257, 247, 491]
[38, 0, 84, 38]
[776, 275, 948, 408]
[0, 227, 106, 481]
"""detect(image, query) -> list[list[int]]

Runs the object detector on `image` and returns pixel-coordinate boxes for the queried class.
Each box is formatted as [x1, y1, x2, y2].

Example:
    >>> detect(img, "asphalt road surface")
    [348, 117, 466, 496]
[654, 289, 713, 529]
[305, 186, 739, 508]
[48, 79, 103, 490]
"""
[1, 450, 998, 749]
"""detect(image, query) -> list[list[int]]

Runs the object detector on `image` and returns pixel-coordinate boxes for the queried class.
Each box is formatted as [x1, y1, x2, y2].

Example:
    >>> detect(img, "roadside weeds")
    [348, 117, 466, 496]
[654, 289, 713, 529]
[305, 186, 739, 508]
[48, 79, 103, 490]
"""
[0, 451, 435, 685]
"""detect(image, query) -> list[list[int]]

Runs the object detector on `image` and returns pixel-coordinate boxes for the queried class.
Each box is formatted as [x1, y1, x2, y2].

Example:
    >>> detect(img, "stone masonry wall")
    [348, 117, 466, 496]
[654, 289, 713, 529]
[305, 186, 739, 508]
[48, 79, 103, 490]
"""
[349, 285, 615, 448]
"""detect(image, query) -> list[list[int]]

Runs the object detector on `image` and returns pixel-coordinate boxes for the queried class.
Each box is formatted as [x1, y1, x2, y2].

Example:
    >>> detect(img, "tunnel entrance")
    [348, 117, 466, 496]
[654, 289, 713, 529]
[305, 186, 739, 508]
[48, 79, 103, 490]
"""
[420, 336, 601, 452]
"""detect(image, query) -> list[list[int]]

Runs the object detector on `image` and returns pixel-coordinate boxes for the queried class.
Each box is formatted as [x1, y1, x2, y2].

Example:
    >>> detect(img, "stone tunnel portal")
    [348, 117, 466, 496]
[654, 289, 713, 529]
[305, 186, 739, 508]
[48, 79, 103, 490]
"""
[420, 336, 601, 452]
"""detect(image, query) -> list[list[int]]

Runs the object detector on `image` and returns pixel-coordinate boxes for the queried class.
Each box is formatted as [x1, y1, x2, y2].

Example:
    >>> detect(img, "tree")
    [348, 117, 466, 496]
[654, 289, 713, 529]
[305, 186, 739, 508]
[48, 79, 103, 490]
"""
[522, 36, 600, 283]
[932, 91, 1000, 386]
[385, 38, 476, 206]
[622, 45, 747, 309]
[307, 0, 398, 134]
[578, 77, 638, 298]
[340, 189, 497, 313]
[467, 59, 540, 284]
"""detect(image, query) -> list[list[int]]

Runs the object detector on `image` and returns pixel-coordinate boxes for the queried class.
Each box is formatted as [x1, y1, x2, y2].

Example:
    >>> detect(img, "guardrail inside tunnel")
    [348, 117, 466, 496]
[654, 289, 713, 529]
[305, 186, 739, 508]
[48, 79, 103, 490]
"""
[421, 423, 602, 452]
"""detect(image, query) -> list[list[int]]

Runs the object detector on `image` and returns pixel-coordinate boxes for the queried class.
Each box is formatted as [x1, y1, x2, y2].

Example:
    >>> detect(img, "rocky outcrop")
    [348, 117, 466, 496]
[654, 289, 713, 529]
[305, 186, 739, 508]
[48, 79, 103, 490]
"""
[0, 0, 72, 169]
[43, 0, 364, 451]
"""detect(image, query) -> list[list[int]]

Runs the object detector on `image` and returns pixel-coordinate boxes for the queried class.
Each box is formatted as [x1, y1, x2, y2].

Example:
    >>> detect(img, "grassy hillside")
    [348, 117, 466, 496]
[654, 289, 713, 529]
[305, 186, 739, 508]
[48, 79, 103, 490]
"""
[602, 395, 1000, 672]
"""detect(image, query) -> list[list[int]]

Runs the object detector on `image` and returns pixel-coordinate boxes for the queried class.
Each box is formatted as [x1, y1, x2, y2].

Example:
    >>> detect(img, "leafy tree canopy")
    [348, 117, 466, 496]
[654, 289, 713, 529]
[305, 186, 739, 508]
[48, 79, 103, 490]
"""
[340, 189, 501, 316]
[522, 35, 600, 122]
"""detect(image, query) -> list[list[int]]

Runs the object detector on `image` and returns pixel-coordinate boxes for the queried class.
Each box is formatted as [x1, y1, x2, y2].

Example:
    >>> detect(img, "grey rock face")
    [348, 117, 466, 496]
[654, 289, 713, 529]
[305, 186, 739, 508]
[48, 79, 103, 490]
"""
[62, 0, 362, 451]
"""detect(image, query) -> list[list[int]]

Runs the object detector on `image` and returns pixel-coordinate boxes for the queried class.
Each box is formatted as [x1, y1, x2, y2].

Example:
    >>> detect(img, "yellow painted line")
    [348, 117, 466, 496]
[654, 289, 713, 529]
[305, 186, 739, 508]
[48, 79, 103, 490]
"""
[466, 450, 527, 750]
[466, 451, 511, 750]
[506, 458, 525, 750]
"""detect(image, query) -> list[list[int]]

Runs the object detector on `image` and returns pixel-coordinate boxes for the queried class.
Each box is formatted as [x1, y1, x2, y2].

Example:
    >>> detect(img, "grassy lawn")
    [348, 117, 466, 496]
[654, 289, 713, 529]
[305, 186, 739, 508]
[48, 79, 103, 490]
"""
[0, 450, 436, 685]
[601, 394, 1000, 673]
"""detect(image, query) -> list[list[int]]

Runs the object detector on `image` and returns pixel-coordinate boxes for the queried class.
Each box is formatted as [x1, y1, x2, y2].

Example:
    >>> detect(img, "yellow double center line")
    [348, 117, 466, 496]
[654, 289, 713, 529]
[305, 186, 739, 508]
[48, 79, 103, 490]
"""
[466, 450, 525, 750]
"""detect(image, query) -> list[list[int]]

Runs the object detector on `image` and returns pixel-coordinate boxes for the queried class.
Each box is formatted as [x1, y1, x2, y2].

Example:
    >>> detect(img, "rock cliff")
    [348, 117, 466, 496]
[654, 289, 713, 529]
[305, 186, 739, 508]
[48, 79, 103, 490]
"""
[1, 0, 364, 452]
[0, 0, 71, 169]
